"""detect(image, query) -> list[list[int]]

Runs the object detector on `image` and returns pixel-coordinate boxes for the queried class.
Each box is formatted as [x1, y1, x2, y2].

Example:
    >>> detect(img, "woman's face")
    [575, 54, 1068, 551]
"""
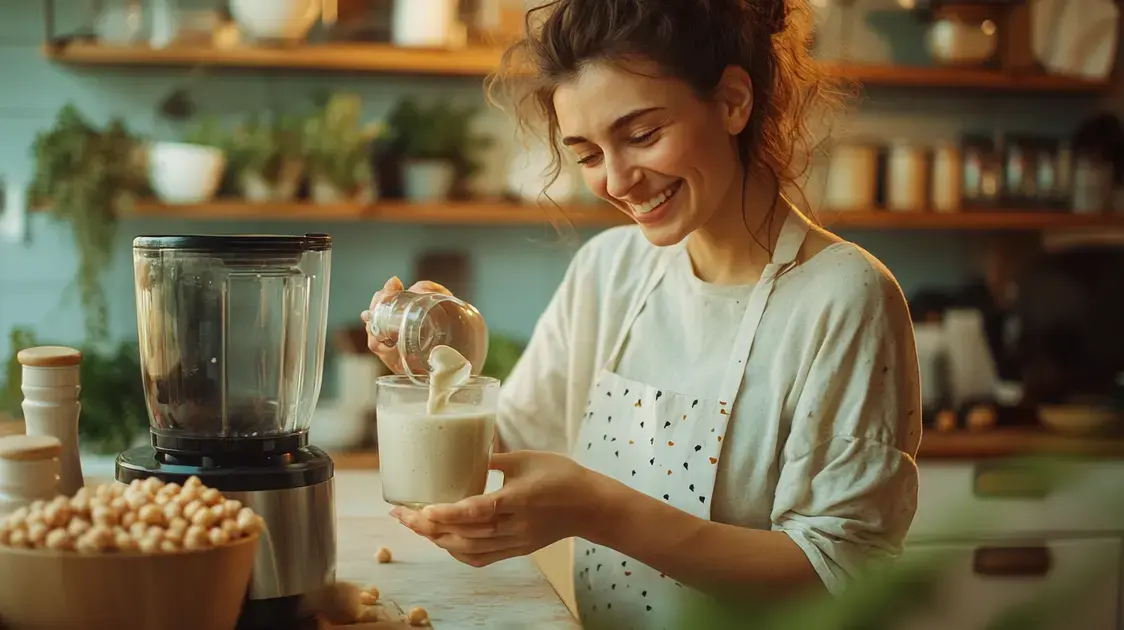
[553, 58, 752, 247]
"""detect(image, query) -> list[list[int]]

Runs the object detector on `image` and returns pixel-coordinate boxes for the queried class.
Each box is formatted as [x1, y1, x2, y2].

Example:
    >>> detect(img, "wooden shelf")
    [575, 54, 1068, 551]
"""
[918, 427, 1124, 460]
[825, 62, 1110, 93]
[120, 200, 1124, 231]
[43, 42, 1110, 91]
[42, 41, 505, 77]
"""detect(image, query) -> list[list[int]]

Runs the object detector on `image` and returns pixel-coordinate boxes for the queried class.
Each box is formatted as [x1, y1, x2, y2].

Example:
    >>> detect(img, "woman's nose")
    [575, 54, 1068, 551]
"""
[604, 154, 641, 200]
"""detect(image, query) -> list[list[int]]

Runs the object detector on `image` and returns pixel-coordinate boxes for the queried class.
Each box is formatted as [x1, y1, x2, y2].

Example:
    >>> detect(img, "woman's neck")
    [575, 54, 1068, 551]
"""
[685, 168, 786, 286]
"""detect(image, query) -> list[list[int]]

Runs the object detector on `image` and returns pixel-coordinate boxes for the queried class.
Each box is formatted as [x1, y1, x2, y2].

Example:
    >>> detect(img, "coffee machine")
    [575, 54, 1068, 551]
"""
[115, 234, 336, 630]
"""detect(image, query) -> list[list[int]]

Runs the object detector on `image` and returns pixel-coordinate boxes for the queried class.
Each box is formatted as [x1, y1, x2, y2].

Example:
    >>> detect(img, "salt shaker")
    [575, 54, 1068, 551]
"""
[18, 346, 84, 496]
[0, 434, 62, 518]
[367, 290, 489, 382]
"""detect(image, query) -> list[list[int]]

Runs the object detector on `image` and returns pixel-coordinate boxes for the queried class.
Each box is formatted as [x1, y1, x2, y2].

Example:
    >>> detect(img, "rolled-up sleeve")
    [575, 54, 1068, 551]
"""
[771, 260, 923, 596]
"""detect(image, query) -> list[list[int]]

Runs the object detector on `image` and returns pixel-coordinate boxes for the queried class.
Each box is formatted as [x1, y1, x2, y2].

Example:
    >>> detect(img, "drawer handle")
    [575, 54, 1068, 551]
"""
[973, 463, 1054, 499]
[973, 546, 1052, 577]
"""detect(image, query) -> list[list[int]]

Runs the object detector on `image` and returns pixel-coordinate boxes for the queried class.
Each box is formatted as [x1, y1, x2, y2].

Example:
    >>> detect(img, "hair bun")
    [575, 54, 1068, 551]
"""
[765, 0, 787, 35]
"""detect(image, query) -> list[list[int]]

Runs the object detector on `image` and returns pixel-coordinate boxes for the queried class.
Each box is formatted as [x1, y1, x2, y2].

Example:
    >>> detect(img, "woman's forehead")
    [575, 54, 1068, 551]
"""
[553, 59, 693, 137]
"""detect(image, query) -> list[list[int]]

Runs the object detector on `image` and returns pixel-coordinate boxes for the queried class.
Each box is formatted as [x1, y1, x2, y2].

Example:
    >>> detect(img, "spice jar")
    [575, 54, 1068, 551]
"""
[931, 142, 963, 213]
[367, 291, 489, 383]
[18, 346, 84, 497]
[0, 434, 62, 518]
[887, 140, 928, 212]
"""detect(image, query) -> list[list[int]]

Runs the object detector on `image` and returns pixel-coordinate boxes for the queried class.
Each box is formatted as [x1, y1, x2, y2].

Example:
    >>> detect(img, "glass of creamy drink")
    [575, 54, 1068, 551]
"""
[376, 375, 499, 509]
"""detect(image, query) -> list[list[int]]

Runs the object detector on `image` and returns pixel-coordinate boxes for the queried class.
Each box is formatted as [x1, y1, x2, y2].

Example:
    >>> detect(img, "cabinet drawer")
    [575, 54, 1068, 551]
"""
[894, 537, 1121, 630]
[909, 461, 1124, 540]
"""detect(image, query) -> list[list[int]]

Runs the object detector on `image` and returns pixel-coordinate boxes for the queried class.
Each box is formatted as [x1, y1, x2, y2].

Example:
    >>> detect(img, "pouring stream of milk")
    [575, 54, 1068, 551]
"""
[427, 345, 472, 415]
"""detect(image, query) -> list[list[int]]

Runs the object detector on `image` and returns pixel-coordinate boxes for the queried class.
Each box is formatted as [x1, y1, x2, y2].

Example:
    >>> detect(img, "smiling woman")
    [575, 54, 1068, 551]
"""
[368, 1, 922, 629]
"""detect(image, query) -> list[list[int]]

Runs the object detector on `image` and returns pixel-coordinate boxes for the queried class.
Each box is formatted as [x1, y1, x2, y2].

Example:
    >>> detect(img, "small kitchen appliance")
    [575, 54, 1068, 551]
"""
[115, 234, 336, 630]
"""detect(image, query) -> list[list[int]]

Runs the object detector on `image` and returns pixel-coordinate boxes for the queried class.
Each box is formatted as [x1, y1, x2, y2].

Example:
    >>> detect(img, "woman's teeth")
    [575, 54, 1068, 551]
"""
[631, 182, 679, 214]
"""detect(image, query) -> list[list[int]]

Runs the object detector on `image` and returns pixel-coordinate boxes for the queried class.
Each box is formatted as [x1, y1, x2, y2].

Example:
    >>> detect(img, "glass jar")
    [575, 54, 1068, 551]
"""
[367, 291, 489, 383]
[375, 375, 499, 508]
[0, 434, 62, 518]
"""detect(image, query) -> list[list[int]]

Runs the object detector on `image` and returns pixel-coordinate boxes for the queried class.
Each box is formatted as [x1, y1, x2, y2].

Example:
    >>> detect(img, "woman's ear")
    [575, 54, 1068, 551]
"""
[715, 65, 753, 136]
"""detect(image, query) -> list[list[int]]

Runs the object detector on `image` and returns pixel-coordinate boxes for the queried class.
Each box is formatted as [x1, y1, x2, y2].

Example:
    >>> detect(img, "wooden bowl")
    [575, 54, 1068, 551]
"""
[0, 533, 258, 630]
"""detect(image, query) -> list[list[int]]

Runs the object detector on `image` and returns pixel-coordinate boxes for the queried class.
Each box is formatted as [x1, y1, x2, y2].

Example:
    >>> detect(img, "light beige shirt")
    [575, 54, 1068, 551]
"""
[497, 224, 923, 595]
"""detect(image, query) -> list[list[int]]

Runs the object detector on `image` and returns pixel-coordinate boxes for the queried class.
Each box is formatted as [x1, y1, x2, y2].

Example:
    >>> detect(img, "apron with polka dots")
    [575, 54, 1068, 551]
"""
[570, 207, 810, 630]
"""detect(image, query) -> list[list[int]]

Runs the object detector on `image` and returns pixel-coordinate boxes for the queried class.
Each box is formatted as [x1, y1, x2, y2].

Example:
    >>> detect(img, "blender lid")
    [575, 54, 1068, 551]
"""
[133, 234, 332, 253]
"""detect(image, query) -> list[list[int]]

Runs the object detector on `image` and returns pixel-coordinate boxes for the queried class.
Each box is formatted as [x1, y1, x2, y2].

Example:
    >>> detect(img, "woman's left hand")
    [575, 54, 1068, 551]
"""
[390, 451, 610, 567]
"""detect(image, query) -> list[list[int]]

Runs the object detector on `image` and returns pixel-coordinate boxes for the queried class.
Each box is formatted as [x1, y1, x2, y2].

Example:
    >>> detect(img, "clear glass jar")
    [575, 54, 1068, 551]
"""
[375, 375, 499, 508]
[367, 291, 489, 383]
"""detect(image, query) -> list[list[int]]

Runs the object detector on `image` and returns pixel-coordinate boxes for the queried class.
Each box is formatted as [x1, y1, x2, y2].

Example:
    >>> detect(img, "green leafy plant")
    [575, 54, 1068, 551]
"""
[0, 327, 148, 455]
[481, 333, 527, 381]
[228, 112, 304, 183]
[385, 97, 493, 180]
[302, 93, 381, 196]
[26, 105, 148, 342]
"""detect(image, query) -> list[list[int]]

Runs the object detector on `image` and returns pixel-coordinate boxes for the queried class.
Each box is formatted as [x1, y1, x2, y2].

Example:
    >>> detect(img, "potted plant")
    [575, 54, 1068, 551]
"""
[27, 104, 148, 343]
[386, 98, 492, 202]
[148, 116, 228, 205]
[228, 113, 305, 203]
[302, 93, 381, 205]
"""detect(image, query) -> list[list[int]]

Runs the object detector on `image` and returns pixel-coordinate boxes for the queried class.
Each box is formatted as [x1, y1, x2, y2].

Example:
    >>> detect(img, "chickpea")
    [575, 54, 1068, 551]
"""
[115, 531, 137, 551]
[407, 606, 429, 626]
[27, 522, 48, 547]
[69, 494, 90, 515]
[74, 535, 100, 554]
[162, 501, 182, 523]
[182, 500, 203, 520]
[222, 499, 242, 519]
[25, 510, 45, 528]
[190, 507, 217, 529]
[161, 482, 182, 496]
[375, 547, 392, 563]
[45, 528, 73, 551]
[8, 528, 28, 548]
[358, 590, 378, 606]
[89, 525, 114, 548]
[176, 486, 199, 505]
[109, 496, 129, 515]
[100, 483, 120, 500]
[124, 490, 148, 511]
[168, 517, 189, 535]
[121, 511, 137, 528]
[138, 536, 160, 554]
[208, 503, 226, 521]
[67, 517, 92, 538]
[357, 606, 383, 622]
[221, 518, 240, 540]
[43, 502, 70, 528]
[139, 504, 164, 527]
[7, 507, 28, 525]
[145, 525, 164, 540]
[163, 527, 184, 545]
[208, 527, 230, 547]
[91, 505, 118, 528]
[184, 476, 203, 489]
[153, 493, 170, 506]
[200, 488, 222, 506]
[129, 522, 149, 539]
[73, 487, 90, 502]
[183, 527, 210, 550]
[159, 539, 179, 554]
[142, 477, 164, 494]
[237, 508, 264, 536]
[0, 525, 11, 546]
[29, 500, 46, 514]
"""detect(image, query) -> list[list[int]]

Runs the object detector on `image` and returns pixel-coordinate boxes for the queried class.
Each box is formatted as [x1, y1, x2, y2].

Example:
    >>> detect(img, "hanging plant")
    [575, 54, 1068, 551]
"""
[26, 104, 148, 342]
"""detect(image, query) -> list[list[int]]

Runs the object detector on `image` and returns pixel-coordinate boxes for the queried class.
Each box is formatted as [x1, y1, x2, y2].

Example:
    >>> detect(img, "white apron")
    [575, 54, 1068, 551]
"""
[570, 207, 810, 630]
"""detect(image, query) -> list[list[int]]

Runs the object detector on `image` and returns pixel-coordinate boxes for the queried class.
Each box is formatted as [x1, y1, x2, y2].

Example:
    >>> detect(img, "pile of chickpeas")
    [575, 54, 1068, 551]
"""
[0, 476, 264, 554]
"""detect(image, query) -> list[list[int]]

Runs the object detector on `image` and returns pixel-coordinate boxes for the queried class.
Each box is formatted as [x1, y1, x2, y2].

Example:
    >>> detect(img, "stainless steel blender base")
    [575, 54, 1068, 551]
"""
[226, 478, 337, 601]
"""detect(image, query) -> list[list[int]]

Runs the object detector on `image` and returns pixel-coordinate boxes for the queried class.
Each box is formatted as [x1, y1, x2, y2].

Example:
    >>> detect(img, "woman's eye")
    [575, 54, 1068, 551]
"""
[577, 153, 602, 166]
[628, 128, 660, 145]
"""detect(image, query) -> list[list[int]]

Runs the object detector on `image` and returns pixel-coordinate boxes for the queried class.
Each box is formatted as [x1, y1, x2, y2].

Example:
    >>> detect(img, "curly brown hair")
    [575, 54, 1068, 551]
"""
[486, 0, 847, 230]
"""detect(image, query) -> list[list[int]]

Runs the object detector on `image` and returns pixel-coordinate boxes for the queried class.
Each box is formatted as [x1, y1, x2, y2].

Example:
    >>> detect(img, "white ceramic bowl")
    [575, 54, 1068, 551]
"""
[147, 142, 225, 205]
[230, 0, 320, 42]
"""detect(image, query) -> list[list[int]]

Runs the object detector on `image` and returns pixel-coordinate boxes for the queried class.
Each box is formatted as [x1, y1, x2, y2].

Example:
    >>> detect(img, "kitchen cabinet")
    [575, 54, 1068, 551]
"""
[897, 459, 1124, 630]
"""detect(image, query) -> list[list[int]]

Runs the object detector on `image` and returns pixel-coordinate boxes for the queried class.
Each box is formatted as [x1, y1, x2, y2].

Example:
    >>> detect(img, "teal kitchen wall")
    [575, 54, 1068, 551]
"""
[0, 1, 1113, 379]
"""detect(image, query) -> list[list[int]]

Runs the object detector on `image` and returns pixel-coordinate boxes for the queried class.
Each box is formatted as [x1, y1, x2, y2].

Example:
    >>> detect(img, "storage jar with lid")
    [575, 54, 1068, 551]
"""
[0, 434, 62, 518]
[367, 290, 489, 384]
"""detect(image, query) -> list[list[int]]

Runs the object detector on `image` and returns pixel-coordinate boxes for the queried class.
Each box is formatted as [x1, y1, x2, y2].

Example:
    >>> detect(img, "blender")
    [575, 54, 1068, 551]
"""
[115, 234, 336, 630]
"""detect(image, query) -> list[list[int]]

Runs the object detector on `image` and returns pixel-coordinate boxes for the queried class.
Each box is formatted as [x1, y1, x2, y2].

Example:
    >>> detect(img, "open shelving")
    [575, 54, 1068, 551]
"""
[117, 200, 1124, 231]
[43, 41, 1111, 92]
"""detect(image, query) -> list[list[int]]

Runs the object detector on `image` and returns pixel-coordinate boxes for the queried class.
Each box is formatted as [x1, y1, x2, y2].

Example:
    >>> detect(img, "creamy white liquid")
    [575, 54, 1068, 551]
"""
[426, 344, 470, 415]
[377, 401, 495, 508]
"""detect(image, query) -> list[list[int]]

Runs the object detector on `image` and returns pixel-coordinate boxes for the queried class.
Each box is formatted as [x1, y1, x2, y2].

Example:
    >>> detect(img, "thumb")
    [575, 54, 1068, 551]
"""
[489, 452, 524, 475]
[384, 275, 403, 291]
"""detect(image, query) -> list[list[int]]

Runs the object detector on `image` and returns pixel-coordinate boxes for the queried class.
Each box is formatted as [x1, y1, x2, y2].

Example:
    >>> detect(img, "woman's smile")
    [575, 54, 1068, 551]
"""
[624, 180, 683, 225]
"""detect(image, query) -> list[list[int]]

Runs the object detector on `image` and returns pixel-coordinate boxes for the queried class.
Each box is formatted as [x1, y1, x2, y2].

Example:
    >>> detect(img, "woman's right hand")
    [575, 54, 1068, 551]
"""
[361, 276, 454, 374]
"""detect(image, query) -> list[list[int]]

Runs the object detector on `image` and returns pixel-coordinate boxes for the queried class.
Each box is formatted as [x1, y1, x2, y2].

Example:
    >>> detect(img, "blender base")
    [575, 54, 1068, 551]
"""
[116, 444, 337, 630]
